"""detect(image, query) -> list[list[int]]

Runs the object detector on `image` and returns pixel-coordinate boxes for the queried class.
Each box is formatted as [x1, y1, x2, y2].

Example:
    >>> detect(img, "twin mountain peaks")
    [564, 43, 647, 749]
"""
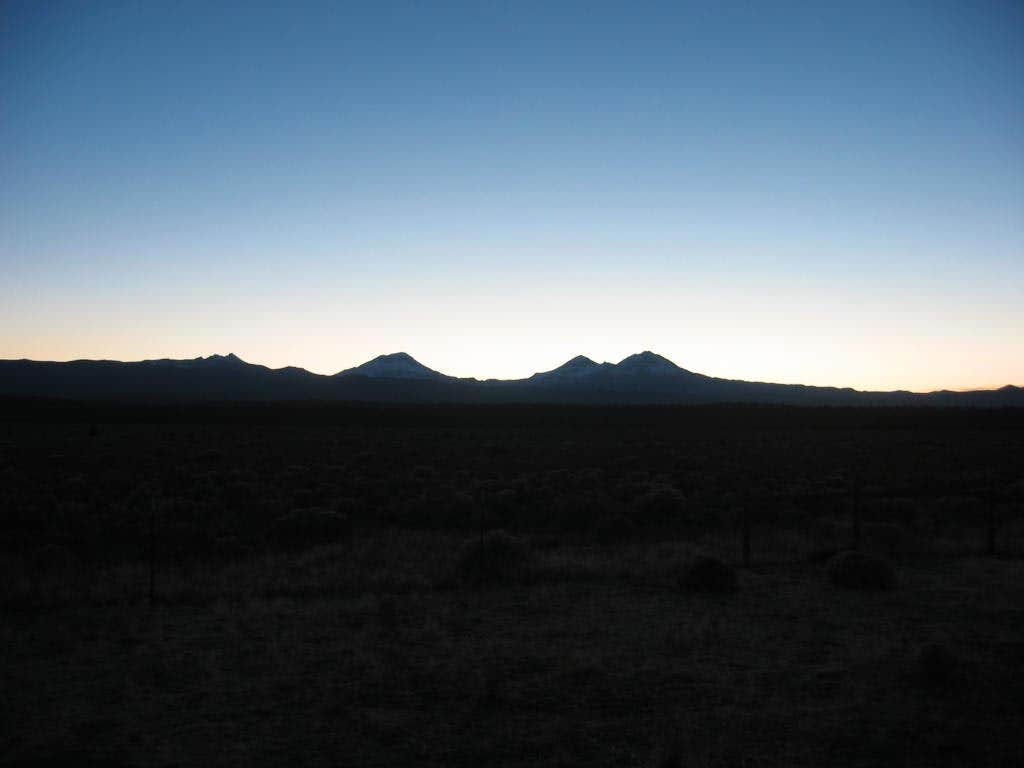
[337, 350, 687, 382]
[1, 351, 1020, 406]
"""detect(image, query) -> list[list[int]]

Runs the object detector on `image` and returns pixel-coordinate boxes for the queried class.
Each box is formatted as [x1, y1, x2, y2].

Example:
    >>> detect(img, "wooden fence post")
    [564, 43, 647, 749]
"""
[148, 495, 156, 607]
[741, 505, 752, 568]
[986, 491, 997, 557]
[851, 476, 862, 551]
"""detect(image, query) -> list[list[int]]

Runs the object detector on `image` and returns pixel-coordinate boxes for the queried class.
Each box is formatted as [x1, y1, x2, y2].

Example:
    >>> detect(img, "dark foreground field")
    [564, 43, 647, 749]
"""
[2, 401, 1023, 767]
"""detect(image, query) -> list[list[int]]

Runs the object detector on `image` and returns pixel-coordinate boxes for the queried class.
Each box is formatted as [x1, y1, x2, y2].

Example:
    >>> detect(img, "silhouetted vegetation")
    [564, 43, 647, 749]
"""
[455, 530, 529, 585]
[267, 507, 352, 550]
[910, 641, 960, 689]
[678, 555, 738, 594]
[1, 400, 1022, 765]
[826, 550, 898, 591]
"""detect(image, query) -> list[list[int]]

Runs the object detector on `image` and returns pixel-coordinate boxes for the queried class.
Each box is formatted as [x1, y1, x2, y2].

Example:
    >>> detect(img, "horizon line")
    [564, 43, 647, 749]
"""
[2, 349, 1019, 396]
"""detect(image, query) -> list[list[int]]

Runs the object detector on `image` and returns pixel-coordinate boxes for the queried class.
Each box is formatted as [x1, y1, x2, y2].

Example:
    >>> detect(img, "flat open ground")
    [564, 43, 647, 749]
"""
[2, 403, 1022, 766]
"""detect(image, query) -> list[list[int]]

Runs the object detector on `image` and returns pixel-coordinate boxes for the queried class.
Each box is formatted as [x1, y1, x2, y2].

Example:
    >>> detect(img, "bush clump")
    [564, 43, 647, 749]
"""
[634, 485, 687, 528]
[213, 536, 256, 562]
[678, 556, 738, 594]
[594, 513, 636, 546]
[910, 641, 958, 688]
[28, 543, 79, 574]
[455, 530, 528, 585]
[862, 522, 910, 559]
[268, 508, 352, 550]
[826, 550, 896, 591]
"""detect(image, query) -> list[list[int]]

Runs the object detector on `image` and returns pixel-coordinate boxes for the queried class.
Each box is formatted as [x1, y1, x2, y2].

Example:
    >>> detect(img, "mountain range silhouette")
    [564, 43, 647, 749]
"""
[0, 351, 1020, 406]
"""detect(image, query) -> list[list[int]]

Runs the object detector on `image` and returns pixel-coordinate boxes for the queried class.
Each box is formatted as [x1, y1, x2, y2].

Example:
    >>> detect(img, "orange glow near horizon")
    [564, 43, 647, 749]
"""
[2, 266, 1020, 393]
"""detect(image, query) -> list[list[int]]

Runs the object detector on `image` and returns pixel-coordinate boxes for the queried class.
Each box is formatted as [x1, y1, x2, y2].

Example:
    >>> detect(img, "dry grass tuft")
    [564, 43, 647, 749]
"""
[455, 530, 529, 585]
[678, 556, 738, 594]
[826, 550, 896, 591]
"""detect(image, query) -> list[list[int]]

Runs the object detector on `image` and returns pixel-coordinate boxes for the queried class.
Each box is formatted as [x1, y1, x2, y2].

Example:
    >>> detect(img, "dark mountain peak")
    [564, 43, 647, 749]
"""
[622, 350, 668, 362]
[615, 351, 682, 373]
[560, 355, 599, 369]
[2, 350, 1021, 406]
[335, 352, 445, 380]
[204, 353, 244, 364]
[530, 354, 607, 382]
[138, 353, 248, 369]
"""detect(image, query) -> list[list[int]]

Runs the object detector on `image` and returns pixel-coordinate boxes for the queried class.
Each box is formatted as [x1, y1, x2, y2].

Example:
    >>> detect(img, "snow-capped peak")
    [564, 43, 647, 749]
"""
[141, 353, 246, 368]
[530, 355, 609, 381]
[615, 351, 683, 374]
[335, 352, 445, 380]
[204, 353, 243, 364]
[561, 355, 598, 369]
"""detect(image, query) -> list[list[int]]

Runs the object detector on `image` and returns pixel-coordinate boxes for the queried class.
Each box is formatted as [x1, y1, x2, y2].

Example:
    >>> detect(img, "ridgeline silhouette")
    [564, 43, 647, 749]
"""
[1, 351, 1020, 406]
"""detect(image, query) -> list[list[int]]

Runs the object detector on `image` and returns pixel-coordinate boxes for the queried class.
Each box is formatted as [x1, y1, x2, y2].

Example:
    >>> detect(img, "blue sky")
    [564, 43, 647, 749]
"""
[2, 1, 1022, 389]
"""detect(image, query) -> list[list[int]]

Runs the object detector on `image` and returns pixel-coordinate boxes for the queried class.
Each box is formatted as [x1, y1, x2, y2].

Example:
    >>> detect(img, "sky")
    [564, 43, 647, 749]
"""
[1, 1, 1022, 391]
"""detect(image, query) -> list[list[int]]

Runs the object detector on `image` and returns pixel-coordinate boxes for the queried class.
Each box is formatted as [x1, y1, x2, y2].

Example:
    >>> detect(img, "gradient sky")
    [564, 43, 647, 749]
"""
[2, 1, 1022, 391]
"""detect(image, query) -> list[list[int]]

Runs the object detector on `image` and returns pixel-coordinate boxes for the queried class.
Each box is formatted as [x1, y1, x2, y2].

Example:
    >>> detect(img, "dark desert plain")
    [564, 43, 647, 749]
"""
[2, 398, 1023, 767]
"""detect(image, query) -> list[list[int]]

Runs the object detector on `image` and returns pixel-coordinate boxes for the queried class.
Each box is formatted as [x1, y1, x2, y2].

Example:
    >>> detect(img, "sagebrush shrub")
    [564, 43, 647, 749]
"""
[862, 522, 910, 559]
[594, 513, 635, 546]
[28, 543, 78, 573]
[268, 508, 352, 549]
[826, 550, 896, 591]
[455, 530, 528, 585]
[678, 556, 738, 594]
[634, 485, 687, 528]
[911, 641, 958, 687]
[213, 536, 255, 562]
